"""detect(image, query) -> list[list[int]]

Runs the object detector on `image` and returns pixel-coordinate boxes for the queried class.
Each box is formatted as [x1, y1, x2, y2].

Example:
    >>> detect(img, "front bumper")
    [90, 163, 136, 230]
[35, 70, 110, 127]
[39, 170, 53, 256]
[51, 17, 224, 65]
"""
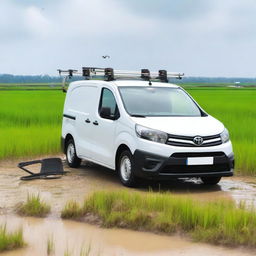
[133, 150, 234, 180]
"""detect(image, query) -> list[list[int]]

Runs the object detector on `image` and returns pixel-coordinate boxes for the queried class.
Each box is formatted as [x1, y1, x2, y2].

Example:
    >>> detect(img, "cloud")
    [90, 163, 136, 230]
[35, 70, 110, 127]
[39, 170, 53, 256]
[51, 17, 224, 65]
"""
[0, 0, 256, 76]
[117, 0, 210, 21]
[24, 6, 51, 38]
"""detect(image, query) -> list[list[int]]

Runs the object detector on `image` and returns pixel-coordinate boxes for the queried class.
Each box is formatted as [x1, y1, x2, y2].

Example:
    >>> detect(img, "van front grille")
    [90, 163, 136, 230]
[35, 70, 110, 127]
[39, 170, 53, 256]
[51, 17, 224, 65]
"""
[166, 134, 222, 147]
[160, 152, 230, 174]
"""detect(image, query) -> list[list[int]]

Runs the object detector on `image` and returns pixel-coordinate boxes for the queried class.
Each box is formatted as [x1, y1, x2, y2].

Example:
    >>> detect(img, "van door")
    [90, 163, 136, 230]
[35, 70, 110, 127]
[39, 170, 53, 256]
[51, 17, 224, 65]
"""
[69, 85, 98, 159]
[89, 87, 120, 168]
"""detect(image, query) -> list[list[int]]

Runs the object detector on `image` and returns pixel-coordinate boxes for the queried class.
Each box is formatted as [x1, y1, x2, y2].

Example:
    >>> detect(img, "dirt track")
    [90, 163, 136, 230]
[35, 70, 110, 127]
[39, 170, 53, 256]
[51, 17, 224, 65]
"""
[1, 155, 255, 213]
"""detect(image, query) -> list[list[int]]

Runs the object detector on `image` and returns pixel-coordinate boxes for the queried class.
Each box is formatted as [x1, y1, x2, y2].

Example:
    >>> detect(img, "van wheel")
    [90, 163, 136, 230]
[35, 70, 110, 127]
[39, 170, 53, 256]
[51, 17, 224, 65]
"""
[118, 150, 138, 187]
[201, 177, 221, 185]
[65, 138, 81, 168]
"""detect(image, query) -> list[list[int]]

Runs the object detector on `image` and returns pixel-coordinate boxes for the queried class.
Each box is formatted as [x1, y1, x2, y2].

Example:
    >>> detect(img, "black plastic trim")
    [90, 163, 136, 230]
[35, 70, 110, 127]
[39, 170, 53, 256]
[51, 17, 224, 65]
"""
[63, 114, 76, 120]
[167, 141, 222, 147]
[61, 137, 65, 153]
[133, 150, 234, 180]
[168, 134, 220, 140]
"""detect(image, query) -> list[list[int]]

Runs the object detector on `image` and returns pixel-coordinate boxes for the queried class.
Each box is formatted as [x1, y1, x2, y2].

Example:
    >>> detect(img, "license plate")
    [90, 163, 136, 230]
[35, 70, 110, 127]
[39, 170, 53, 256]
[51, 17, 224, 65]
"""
[187, 157, 213, 165]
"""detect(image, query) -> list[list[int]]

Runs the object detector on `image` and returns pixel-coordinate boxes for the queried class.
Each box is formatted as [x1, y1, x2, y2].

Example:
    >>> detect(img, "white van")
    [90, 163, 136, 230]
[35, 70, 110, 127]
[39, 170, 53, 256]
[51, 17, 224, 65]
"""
[61, 71, 234, 187]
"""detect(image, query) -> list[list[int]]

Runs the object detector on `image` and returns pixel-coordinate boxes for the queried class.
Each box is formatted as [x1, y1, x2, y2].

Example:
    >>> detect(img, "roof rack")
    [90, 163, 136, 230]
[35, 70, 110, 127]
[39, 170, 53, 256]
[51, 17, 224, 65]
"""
[58, 67, 184, 92]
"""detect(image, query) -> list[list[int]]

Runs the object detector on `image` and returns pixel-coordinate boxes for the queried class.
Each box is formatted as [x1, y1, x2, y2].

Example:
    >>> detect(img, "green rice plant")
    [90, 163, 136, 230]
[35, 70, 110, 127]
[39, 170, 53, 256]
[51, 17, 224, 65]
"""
[0, 90, 64, 160]
[17, 193, 50, 217]
[64, 247, 72, 256]
[0, 125, 61, 159]
[0, 86, 255, 175]
[61, 200, 83, 219]
[80, 243, 92, 256]
[188, 88, 256, 175]
[47, 234, 55, 255]
[0, 224, 25, 252]
[67, 190, 256, 247]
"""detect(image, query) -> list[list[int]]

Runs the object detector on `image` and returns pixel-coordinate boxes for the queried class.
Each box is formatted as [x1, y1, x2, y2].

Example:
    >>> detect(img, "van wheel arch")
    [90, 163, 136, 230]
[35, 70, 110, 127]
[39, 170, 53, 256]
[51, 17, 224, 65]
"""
[64, 134, 74, 152]
[116, 148, 138, 187]
[64, 134, 81, 168]
[115, 144, 132, 170]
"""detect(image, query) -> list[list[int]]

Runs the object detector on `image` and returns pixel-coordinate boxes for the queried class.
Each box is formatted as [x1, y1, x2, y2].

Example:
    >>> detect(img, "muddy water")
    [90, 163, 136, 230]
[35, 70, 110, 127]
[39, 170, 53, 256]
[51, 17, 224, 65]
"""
[0, 157, 256, 255]
[1, 215, 255, 256]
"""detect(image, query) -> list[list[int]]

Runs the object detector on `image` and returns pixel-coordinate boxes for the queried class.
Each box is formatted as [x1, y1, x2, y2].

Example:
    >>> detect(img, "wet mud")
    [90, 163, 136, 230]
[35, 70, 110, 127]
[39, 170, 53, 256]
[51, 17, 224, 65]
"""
[0, 156, 256, 255]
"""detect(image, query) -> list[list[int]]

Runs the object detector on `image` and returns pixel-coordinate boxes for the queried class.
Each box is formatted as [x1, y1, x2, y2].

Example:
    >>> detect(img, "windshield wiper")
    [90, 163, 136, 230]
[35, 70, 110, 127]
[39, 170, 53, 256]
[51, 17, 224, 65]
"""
[130, 114, 146, 118]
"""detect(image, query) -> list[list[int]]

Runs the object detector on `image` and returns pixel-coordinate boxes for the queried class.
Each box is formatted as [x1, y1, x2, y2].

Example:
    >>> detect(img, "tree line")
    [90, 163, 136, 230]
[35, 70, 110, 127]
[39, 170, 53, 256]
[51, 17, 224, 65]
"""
[0, 74, 256, 84]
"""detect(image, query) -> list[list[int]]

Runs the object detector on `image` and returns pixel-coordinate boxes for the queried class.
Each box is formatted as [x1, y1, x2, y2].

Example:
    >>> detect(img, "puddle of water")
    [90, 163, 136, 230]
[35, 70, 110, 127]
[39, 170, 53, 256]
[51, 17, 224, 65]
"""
[0, 215, 255, 256]
[220, 179, 256, 207]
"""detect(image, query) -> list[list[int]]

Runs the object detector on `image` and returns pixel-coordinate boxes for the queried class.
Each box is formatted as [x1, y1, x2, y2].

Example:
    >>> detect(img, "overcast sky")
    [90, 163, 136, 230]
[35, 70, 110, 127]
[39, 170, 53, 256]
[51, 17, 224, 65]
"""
[0, 0, 255, 77]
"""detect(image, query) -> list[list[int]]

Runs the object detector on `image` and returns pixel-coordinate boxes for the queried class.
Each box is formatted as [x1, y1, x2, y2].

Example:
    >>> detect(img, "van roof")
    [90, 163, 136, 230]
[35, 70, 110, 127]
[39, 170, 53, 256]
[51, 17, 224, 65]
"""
[69, 79, 179, 89]
[112, 80, 179, 88]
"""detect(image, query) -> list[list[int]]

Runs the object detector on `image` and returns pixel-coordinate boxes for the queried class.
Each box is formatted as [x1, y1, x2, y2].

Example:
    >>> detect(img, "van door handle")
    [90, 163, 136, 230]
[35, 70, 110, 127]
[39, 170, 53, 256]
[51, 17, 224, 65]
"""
[93, 121, 99, 126]
[85, 118, 91, 123]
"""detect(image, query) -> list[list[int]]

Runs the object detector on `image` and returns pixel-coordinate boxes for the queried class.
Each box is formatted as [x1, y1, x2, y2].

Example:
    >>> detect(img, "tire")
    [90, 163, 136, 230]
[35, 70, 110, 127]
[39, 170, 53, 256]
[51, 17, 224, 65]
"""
[118, 150, 138, 187]
[201, 177, 221, 185]
[65, 138, 81, 168]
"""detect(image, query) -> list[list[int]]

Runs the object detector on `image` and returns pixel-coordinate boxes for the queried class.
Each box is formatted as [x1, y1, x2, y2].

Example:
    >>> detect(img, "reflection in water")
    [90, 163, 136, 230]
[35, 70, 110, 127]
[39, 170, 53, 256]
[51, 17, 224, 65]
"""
[0, 215, 255, 256]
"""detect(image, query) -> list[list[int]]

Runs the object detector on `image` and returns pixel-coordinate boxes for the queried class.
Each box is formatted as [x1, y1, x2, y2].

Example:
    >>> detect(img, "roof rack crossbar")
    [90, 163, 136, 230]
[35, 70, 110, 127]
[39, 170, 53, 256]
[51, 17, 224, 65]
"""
[58, 67, 184, 91]
[58, 69, 79, 79]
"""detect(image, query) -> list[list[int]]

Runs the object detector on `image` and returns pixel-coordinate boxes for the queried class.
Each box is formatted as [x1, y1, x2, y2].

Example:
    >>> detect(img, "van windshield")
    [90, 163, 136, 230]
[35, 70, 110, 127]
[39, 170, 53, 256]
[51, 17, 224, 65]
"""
[118, 87, 203, 117]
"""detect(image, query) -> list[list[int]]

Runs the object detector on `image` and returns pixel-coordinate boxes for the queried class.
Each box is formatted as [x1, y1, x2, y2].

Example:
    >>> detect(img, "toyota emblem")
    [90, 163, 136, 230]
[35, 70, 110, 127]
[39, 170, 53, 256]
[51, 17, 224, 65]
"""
[193, 136, 203, 146]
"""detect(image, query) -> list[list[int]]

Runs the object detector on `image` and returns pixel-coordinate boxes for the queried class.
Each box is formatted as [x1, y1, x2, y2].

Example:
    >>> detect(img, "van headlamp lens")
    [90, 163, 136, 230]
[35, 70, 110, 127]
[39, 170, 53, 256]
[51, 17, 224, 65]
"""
[220, 128, 229, 143]
[135, 124, 168, 144]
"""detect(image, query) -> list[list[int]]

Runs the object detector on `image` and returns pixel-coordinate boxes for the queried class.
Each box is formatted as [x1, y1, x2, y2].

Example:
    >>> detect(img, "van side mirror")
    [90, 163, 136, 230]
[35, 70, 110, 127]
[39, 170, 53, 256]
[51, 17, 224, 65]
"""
[100, 107, 112, 119]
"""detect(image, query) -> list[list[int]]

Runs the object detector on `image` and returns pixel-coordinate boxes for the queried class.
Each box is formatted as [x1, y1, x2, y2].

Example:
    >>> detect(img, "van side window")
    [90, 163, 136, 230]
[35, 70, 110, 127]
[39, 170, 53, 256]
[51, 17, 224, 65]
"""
[99, 88, 120, 120]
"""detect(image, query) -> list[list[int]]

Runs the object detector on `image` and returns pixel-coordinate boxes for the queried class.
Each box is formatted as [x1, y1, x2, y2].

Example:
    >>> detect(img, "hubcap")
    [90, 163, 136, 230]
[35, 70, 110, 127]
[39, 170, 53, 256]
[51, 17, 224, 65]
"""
[67, 143, 75, 163]
[120, 156, 131, 181]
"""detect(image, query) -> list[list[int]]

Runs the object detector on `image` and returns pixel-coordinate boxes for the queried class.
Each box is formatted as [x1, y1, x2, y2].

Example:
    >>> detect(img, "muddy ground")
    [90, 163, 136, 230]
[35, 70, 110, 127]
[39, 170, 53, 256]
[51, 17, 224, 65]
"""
[0, 156, 256, 256]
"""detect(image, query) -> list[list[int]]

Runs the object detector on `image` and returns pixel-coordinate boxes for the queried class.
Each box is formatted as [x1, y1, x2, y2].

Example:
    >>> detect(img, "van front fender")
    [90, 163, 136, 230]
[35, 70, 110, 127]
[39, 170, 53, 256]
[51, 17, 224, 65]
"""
[115, 132, 137, 155]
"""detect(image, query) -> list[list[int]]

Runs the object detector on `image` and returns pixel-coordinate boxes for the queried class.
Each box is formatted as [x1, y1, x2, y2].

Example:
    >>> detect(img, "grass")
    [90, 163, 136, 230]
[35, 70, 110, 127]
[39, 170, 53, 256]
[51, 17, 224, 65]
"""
[61, 190, 256, 247]
[47, 235, 55, 255]
[61, 200, 82, 219]
[0, 224, 25, 252]
[0, 85, 255, 175]
[0, 83, 62, 90]
[187, 88, 256, 175]
[0, 90, 64, 159]
[80, 243, 92, 256]
[64, 247, 72, 256]
[62, 244, 93, 256]
[17, 194, 51, 217]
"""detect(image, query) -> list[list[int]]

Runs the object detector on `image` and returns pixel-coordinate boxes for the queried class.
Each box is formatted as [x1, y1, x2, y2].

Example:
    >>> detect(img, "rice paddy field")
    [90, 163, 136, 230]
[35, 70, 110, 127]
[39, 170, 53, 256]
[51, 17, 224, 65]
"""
[0, 84, 255, 175]
[189, 87, 256, 175]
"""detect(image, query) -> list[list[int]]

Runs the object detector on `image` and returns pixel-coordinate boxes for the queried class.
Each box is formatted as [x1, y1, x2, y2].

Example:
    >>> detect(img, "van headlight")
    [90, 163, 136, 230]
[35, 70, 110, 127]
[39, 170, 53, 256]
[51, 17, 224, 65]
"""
[135, 124, 168, 144]
[220, 128, 229, 143]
